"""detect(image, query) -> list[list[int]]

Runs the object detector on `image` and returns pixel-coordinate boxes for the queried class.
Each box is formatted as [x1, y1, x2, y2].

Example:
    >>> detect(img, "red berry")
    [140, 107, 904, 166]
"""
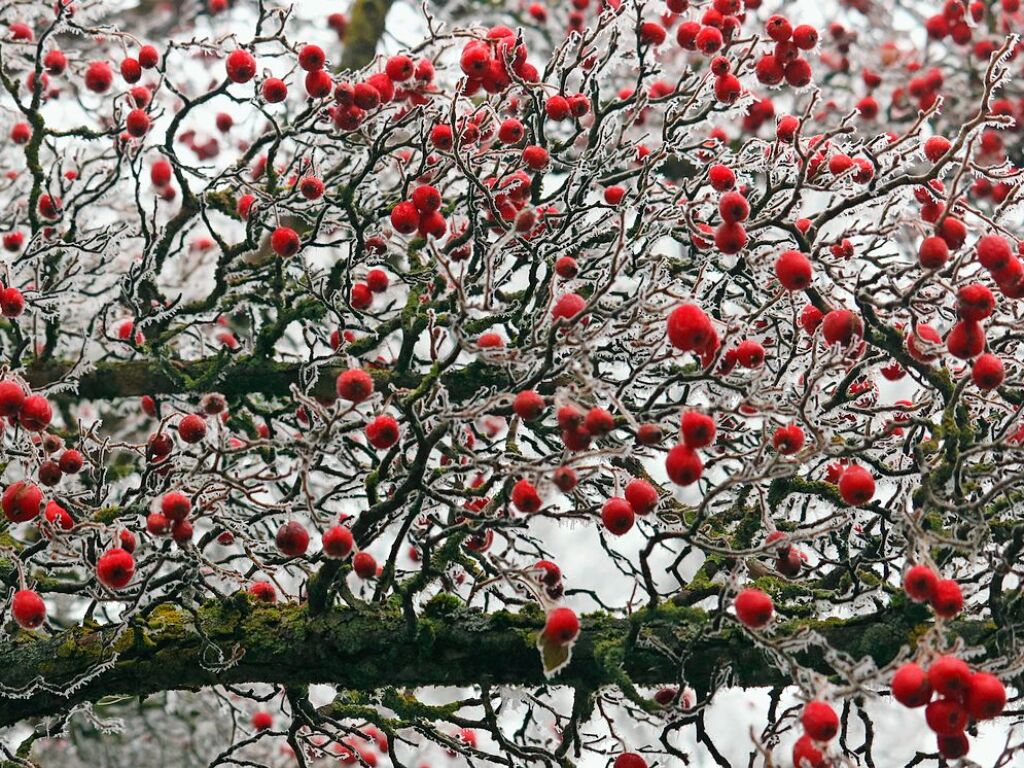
[366, 415, 400, 449]
[838, 465, 874, 506]
[775, 250, 813, 290]
[718, 191, 749, 224]
[929, 655, 972, 699]
[667, 304, 716, 353]
[613, 755, 647, 768]
[138, 44, 160, 69]
[552, 466, 578, 492]
[918, 236, 949, 269]
[251, 711, 273, 730]
[584, 407, 615, 437]
[665, 443, 703, 485]
[892, 662, 933, 708]
[1, 286, 25, 317]
[511, 479, 542, 513]
[96, 548, 135, 589]
[930, 578, 963, 618]
[971, 353, 1004, 390]
[178, 413, 207, 443]
[390, 201, 420, 234]
[125, 108, 150, 137]
[925, 698, 967, 736]
[225, 50, 256, 83]
[58, 449, 84, 473]
[791, 735, 827, 768]
[336, 368, 375, 403]
[773, 424, 805, 454]
[522, 145, 549, 171]
[19, 395, 52, 431]
[924, 136, 952, 162]
[513, 390, 545, 421]
[601, 497, 635, 535]
[412, 185, 441, 214]
[262, 77, 288, 102]
[966, 672, 1006, 720]
[542, 606, 579, 646]
[161, 491, 191, 521]
[276, 521, 309, 557]
[957, 283, 994, 321]
[353, 551, 377, 578]
[322, 526, 355, 559]
[734, 588, 773, 628]
[936, 732, 969, 760]
[801, 700, 839, 742]
[84, 60, 113, 92]
[552, 293, 586, 323]
[2, 481, 43, 524]
[0, 380, 26, 416]
[946, 320, 985, 360]
[624, 479, 658, 515]
[977, 234, 1012, 272]
[821, 309, 863, 347]
[271, 227, 300, 257]
[249, 581, 276, 602]
[11, 589, 46, 629]
[903, 564, 938, 602]
[365, 269, 389, 293]
[298, 44, 326, 71]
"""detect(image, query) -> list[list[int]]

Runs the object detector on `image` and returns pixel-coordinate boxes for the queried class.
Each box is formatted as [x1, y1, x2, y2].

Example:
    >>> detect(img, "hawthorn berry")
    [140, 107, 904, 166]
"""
[734, 588, 773, 628]
[322, 526, 355, 559]
[96, 547, 135, 589]
[837, 464, 874, 506]
[601, 497, 635, 535]
[903, 564, 938, 602]
[775, 250, 813, 290]
[11, 589, 46, 629]
[225, 50, 256, 83]
[337, 368, 375, 403]
[276, 521, 310, 557]
[542, 606, 579, 645]
[892, 662, 933, 708]
[353, 551, 377, 578]
[801, 700, 839, 742]
[665, 443, 703, 485]
[178, 413, 207, 443]
[366, 415, 400, 449]
[511, 479, 542, 513]
[270, 227, 300, 257]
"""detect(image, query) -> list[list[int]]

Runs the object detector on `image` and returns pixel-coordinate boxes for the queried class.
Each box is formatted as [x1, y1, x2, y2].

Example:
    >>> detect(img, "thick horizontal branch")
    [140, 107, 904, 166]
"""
[24, 357, 509, 403]
[0, 595, 990, 728]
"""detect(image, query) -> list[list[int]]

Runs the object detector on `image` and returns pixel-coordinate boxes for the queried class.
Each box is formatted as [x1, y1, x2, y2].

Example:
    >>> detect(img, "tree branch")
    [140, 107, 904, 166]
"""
[0, 595, 990, 728]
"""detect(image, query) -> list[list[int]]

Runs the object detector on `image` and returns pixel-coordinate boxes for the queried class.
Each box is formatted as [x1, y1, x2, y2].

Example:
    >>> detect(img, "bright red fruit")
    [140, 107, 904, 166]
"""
[891, 662, 932, 708]
[930, 578, 963, 618]
[336, 369, 375, 402]
[96, 548, 135, 589]
[366, 415, 400, 449]
[735, 588, 773, 628]
[903, 564, 938, 602]
[511, 479, 542, 513]
[928, 655, 972, 699]
[2, 481, 43, 522]
[837, 465, 874, 506]
[801, 700, 839, 741]
[542, 607, 579, 645]
[12, 589, 46, 629]
[601, 497, 635, 535]
[322, 526, 355, 559]
[624, 479, 658, 515]
[966, 672, 1005, 720]
[276, 521, 310, 556]
[665, 443, 703, 486]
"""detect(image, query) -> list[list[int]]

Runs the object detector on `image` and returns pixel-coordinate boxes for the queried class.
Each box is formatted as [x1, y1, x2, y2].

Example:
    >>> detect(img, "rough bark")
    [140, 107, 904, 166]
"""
[0, 595, 990, 728]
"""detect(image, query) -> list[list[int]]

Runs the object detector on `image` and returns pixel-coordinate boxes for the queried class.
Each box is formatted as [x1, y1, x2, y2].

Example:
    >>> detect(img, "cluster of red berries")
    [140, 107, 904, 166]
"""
[390, 184, 445, 239]
[146, 491, 194, 545]
[903, 563, 963, 619]
[459, 27, 539, 95]
[598, 478, 659, 536]
[891, 654, 1005, 760]
[0, 380, 52, 433]
[791, 700, 840, 768]
[753, 14, 818, 89]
